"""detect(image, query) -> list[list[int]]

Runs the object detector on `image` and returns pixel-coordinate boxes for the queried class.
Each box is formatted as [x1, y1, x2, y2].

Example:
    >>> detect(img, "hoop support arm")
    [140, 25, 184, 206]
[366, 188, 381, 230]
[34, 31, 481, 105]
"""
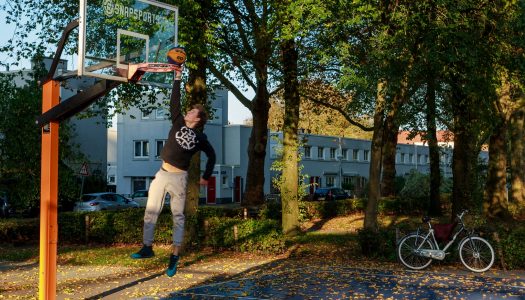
[35, 79, 121, 126]
[40, 20, 79, 85]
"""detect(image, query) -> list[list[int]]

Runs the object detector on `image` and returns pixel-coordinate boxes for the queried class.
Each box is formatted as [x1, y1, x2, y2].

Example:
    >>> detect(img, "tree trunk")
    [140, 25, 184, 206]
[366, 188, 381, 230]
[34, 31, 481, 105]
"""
[483, 122, 510, 219]
[364, 80, 386, 230]
[509, 108, 525, 213]
[425, 76, 442, 216]
[243, 79, 270, 207]
[451, 86, 478, 219]
[183, 0, 210, 249]
[185, 60, 207, 218]
[381, 76, 408, 197]
[381, 118, 398, 197]
[381, 93, 408, 196]
[280, 38, 300, 235]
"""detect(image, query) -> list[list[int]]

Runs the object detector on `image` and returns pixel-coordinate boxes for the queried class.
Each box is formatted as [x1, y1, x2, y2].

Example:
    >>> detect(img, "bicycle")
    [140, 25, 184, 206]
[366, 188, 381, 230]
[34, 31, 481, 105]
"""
[397, 209, 495, 273]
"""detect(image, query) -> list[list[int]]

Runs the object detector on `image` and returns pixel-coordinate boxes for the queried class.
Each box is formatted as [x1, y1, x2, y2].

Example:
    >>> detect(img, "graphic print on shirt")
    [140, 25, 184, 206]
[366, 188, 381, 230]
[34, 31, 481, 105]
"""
[175, 126, 198, 150]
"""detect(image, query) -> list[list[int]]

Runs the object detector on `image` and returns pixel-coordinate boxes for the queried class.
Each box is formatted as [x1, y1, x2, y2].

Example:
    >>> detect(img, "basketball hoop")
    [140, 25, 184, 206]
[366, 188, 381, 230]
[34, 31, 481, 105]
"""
[127, 63, 181, 82]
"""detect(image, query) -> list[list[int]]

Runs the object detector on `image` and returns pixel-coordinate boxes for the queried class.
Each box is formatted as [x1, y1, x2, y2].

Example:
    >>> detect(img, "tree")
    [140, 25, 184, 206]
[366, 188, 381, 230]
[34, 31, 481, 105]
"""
[482, 0, 525, 219]
[208, 0, 280, 207]
[175, 0, 218, 247]
[0, 64, 82, 212]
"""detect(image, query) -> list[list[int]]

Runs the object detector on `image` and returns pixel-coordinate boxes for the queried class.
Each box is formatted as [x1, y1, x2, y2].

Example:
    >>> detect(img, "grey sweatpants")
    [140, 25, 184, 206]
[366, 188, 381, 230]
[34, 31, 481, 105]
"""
[143, 168, 188, 247]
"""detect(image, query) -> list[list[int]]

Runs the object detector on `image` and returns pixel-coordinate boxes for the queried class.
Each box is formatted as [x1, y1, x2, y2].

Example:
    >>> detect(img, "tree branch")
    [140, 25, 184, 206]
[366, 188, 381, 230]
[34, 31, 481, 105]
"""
[208, 62, 253, 111]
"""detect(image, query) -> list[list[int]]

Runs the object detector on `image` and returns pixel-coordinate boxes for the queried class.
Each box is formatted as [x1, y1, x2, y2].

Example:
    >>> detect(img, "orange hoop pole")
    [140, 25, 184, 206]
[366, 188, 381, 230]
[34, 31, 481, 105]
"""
[39, 80, 60, 300]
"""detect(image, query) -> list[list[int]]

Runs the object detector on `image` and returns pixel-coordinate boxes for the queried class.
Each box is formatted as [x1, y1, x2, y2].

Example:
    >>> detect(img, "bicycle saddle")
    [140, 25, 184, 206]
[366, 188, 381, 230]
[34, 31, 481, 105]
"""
[422, 216, 431, 223]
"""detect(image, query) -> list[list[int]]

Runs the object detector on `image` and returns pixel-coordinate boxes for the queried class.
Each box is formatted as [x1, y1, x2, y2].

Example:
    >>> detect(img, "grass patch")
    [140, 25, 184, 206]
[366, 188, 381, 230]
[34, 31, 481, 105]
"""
[295, 232, 357, 246]
[0, 244, 39, 262]
[56, 244, 172, 268]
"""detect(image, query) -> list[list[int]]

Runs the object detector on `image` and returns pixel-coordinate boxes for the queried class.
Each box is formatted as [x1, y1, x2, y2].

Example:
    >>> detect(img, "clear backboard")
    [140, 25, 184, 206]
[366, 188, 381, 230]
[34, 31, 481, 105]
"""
[79, 0, 178, 87]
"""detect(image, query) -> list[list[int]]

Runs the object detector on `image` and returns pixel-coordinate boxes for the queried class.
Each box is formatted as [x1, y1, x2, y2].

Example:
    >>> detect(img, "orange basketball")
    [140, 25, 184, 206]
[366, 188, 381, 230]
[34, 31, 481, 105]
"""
[167, 47, 186, 66]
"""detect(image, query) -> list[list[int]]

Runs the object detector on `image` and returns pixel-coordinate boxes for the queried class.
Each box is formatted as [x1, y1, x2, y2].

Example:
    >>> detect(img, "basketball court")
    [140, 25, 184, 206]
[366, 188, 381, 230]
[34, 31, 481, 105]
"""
[166, 265, 525, 299]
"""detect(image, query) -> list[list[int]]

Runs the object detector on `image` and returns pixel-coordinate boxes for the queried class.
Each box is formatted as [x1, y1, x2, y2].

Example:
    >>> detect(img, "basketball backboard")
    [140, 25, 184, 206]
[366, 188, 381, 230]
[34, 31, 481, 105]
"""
[78, 0, 178, 87]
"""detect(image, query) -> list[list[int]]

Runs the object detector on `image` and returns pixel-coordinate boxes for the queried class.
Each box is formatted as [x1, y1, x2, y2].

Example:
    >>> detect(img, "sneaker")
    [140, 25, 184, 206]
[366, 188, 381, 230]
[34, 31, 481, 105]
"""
[130, 245, 154, 259]
[166, 254, 179, 277]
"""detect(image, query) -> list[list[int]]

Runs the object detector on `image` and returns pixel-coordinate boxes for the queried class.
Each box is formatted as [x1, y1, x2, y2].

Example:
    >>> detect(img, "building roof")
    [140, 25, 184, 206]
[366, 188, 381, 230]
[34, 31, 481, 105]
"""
[397, 131, 454, 146]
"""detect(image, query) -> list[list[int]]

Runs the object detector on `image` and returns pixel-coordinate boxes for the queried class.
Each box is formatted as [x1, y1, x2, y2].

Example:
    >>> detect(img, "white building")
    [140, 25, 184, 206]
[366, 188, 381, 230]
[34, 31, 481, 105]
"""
[115, 89, 479, 203]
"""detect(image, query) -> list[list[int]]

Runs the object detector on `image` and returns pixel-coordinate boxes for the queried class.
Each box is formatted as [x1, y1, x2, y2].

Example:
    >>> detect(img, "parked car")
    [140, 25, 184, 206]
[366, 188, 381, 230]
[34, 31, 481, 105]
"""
[74, 192, 139, 212]
[0, 192, 13, 217]
[130, 190, 170, 207]
[312, 188, 349, 201]
[130, 190, 149, 207]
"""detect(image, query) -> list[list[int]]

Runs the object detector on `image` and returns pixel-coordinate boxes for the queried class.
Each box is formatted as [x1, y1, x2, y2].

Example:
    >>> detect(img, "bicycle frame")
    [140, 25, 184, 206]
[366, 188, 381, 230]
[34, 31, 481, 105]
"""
[413, 211, 471, 260]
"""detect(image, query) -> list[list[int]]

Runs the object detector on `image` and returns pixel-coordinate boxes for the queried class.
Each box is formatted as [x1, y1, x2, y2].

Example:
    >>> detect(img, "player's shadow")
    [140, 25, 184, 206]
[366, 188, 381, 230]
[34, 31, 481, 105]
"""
[84, 271, 164, 300]
[83, 250, 223, 300]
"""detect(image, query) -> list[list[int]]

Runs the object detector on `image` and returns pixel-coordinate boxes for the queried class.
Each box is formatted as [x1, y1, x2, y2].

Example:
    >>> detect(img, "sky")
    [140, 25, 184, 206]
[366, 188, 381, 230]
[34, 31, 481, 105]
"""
[0, 2, 253, 124]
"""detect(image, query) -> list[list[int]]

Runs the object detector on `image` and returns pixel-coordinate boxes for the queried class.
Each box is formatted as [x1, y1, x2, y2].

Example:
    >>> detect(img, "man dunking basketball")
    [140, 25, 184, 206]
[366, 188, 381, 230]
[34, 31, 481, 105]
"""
[131, 48, 216, 278]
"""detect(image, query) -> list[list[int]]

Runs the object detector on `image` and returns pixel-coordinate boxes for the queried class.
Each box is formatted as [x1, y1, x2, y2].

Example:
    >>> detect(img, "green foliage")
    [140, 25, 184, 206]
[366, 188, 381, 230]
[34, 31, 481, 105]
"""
[0, 206, 286, 254]
[269, 135, 310, 200]
[204, 217, 286, 253]
[397, 170, 430, 212]
[299, 199, 363, 221]
[0, 67, 82, 213]
[258, 199, 283, 221]
[357, 228, 396, 260]
[498, 227, 525, 270]
[0, 218, 39, 243]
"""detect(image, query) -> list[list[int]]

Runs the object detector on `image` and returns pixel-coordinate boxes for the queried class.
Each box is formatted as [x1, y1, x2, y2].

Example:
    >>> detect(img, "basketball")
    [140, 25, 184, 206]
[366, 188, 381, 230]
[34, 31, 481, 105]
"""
[167, 47, 186, 66]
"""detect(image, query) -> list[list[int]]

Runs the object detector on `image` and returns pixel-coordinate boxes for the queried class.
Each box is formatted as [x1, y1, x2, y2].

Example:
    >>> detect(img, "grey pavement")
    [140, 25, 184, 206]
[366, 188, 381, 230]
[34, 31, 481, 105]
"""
[2, 255, 525, 299]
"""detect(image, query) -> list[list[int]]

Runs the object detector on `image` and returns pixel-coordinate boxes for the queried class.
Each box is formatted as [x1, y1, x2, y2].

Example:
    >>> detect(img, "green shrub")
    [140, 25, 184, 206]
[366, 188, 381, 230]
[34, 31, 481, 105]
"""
[0, 218, 39, 243]
[203, 217, 286, 253]
[357, 227, 397, 260]
[299, 199, 363, 220]
[258, 200, 282, 220]
[499, 227, 525, 269]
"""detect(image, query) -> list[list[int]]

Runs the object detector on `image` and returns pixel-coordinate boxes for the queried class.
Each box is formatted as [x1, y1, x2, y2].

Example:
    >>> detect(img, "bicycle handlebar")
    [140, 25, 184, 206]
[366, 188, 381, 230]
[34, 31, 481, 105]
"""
[457, 209, 469, 219]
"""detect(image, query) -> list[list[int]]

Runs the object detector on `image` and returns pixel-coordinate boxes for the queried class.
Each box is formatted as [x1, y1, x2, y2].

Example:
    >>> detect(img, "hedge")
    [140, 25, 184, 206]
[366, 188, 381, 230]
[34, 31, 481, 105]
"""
[2, 200, 525, 269]
[0, 206, 286, 254]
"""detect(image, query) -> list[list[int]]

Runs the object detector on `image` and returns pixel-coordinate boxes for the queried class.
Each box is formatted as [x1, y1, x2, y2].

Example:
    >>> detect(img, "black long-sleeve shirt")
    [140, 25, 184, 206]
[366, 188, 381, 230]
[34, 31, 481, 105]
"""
[160, 80, 216, 180]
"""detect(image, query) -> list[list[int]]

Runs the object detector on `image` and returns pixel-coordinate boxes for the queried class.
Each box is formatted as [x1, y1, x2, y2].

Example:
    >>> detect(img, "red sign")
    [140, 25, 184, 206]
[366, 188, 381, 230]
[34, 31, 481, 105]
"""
[79, 162, 90, 176]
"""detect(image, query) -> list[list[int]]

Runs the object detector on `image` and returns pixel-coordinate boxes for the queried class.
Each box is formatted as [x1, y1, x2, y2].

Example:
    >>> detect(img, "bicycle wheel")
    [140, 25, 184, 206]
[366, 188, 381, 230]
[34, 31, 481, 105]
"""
[459, 236, 494, 272]
[397, 234, 434, 270]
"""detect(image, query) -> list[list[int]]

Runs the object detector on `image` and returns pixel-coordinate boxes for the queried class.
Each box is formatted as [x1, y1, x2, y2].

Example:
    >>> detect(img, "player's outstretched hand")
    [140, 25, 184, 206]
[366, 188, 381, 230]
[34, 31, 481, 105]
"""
[199, 178, 209, 186]
[174, 65, 183, 80]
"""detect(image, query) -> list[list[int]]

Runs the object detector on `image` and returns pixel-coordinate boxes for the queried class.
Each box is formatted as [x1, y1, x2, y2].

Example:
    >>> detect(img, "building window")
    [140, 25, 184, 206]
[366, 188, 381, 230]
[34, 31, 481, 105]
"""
[330, 148, 337, 160]
[222, 176, 229, 188]
[108, 175, 115, 184]
[401, 153, 406, 163]
[134, 140, 149, 158]
[326, 176, 335, 187]
[156, 140, 167, 159]
[318, 147, 324, 159]
[409, 154, 414, 164]
[364, 150, 370, 161]
[353, 149, 359, 161]
[426, 155, 430, 163]
[156, 107, 168, 119]
[304, 146, 311, 159]
[342, 149, 348, 160]
[132, 177, 147, 192]
[342, 176, 353, 189]
[141, 111, 151, 119]
[417, 154, 423, 164]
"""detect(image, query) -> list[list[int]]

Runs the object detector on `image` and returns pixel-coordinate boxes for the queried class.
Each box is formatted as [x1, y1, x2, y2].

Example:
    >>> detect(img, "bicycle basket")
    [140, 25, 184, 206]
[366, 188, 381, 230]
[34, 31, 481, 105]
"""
[433, 222, 457, 243]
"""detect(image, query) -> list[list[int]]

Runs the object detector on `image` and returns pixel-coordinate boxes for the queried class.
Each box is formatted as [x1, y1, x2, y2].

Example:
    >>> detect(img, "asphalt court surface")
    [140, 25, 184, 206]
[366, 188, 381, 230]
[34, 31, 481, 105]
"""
[165, 266, 525, 299]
